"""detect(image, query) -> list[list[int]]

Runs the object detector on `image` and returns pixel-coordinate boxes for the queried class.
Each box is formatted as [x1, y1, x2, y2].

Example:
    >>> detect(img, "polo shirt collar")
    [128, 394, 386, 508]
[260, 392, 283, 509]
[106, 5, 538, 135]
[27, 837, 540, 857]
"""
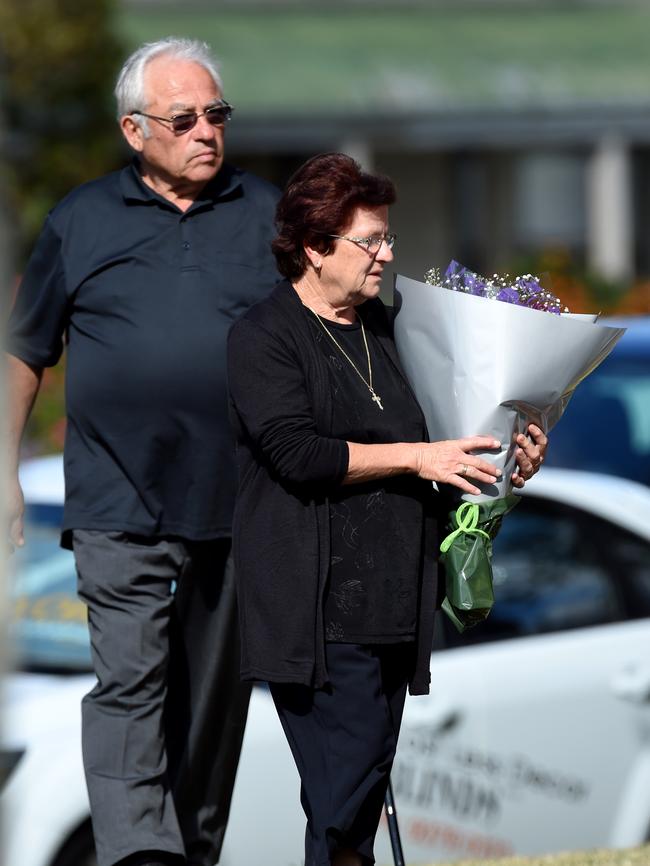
[120, 159, 243, 209]
[196, 162, 242, 203]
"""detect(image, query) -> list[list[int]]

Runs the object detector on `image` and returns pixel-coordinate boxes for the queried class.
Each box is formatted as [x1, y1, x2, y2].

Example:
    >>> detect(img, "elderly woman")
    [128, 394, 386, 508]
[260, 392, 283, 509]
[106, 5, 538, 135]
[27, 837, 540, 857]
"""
[227, 153, 546, 866]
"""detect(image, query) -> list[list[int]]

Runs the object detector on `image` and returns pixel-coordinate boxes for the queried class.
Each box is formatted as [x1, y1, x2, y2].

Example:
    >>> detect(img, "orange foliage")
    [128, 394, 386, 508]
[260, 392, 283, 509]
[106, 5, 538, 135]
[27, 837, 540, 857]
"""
[512, 247, 650, 316]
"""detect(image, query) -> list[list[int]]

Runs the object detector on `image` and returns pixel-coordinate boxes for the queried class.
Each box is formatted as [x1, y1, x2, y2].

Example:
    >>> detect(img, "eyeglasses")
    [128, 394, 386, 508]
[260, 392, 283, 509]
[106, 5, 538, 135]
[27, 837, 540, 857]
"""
[131, 101, 233, 134]
[325, 233, 397, 254]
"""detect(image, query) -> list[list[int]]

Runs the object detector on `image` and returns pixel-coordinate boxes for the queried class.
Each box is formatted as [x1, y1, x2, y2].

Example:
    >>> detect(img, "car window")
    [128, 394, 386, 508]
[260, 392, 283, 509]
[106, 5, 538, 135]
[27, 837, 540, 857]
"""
[545, 354, 650, 486]
[602, 528, 650, 616]
[438, 495, 650, 649]
[8, 504, 92, 672]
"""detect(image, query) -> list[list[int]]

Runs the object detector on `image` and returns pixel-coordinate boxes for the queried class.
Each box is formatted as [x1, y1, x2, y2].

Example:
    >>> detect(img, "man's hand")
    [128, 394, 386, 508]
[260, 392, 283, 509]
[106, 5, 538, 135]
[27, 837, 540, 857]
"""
[7, 474, 25, 551]
[5, 354, 44, 550]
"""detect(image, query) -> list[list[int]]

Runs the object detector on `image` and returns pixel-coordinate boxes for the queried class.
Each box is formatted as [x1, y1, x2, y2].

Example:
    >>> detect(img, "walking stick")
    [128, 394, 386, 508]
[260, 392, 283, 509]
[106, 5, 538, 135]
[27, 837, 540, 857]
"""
[384, 778, 405, 866]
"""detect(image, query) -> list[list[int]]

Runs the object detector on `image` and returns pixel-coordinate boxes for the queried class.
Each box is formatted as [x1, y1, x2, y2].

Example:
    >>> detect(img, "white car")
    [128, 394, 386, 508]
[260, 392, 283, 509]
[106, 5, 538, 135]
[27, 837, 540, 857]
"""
[2, 457, 650, 866]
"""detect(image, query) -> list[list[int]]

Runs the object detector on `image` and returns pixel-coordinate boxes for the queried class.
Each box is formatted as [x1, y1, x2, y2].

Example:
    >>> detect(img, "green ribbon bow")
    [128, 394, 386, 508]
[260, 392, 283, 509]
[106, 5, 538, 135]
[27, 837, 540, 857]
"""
[439, 502, 491, 554]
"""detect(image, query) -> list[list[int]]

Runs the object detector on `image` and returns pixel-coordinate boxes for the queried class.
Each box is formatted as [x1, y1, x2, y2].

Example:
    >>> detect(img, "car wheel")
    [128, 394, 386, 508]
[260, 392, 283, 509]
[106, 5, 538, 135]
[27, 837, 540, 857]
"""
[51, 819, 96, 866]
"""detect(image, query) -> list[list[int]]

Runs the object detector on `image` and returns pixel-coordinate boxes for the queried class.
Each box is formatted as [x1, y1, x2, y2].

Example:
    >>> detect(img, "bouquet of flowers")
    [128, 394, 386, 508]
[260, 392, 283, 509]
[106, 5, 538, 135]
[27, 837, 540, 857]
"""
[393, 261, 626, 632]
[425, 259, 568, 314]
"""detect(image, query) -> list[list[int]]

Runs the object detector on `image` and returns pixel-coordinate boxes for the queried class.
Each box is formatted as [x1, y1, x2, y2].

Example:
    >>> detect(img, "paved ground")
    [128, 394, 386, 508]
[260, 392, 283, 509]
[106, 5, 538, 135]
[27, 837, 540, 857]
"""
[435, 845, 650, 866]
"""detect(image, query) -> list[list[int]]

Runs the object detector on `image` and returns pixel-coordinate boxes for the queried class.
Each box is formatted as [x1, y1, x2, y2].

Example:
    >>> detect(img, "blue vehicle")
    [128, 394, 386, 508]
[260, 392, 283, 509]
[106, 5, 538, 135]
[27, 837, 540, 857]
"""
[544, 315, 650, 487]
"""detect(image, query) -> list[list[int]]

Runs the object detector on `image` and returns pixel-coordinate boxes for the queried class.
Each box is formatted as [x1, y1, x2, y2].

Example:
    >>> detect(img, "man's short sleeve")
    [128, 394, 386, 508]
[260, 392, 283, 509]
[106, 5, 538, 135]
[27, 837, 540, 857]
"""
[7, 215, 69, 367]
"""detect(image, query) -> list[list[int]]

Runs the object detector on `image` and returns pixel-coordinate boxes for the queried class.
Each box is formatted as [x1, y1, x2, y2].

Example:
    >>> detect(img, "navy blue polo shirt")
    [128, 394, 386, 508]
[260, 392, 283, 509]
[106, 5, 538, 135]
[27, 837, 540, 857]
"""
[8, 161, 280, 543]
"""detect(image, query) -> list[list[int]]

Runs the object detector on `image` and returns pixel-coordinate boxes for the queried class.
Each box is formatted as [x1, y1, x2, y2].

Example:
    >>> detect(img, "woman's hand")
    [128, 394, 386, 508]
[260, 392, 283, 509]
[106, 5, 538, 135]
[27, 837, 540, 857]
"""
[511, 423, 548, 488]
[414, 435, 502, 495]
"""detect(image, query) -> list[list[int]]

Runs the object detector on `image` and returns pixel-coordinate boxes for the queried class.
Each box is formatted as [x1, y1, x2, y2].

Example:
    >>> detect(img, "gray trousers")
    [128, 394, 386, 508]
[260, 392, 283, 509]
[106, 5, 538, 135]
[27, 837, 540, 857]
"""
[73, 530, 251, 866]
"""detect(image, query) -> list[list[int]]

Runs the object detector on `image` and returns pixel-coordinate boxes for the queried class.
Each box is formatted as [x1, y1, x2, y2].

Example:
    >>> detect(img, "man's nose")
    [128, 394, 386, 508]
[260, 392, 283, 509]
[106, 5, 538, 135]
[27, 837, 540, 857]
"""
[192, 113, 217, 137]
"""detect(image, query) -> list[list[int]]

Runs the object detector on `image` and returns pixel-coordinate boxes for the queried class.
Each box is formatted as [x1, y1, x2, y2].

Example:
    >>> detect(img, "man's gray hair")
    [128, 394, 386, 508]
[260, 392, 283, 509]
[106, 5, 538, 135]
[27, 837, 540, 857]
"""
[114, 37, 223, 135]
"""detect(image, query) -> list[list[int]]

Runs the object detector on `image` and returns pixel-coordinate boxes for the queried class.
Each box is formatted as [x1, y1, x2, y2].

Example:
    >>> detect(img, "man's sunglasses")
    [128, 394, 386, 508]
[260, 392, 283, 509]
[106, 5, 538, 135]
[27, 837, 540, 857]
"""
[131, 102, 234, 134]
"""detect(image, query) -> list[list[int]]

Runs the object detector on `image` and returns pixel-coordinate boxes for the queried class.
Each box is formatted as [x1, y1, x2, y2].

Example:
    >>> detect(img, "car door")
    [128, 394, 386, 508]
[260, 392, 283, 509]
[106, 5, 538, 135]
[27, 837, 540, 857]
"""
[376, 495, 650, 865]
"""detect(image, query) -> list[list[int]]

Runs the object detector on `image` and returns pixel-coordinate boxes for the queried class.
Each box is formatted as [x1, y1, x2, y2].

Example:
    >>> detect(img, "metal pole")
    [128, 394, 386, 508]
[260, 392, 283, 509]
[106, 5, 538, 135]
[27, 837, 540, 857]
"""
[384, 778, 405, 866]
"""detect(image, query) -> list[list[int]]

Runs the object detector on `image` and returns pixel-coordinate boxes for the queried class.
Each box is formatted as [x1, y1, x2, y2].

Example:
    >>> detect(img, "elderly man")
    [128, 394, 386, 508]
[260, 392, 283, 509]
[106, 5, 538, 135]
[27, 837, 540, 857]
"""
[6, 38, 280, 866]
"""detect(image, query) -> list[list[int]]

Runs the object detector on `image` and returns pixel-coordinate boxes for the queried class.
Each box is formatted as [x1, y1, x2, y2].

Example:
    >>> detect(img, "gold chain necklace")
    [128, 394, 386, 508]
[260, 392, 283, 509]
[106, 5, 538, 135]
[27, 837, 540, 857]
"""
[306, 306, 384, 410]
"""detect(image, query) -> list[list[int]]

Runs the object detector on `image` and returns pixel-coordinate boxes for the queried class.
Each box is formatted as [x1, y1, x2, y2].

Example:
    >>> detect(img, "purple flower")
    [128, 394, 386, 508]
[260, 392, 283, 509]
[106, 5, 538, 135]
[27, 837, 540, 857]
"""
[426, 260, 568, 315]
[497, 287, 520, 304]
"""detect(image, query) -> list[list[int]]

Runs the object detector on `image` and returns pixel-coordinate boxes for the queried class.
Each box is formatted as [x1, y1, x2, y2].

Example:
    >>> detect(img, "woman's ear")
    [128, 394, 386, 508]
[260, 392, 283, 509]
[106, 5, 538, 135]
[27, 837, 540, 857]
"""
[304, 242, 324, 273]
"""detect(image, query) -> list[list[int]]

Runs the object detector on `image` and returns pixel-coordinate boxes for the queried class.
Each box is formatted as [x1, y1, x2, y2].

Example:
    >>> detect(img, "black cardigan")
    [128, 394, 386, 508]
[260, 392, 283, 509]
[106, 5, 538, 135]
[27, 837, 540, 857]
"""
[227, 280, 439, 694]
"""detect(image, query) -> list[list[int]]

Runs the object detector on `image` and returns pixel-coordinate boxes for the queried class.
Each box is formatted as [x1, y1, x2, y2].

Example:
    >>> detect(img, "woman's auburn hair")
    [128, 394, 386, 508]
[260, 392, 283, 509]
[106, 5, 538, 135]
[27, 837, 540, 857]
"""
[272, 152, 396, 280]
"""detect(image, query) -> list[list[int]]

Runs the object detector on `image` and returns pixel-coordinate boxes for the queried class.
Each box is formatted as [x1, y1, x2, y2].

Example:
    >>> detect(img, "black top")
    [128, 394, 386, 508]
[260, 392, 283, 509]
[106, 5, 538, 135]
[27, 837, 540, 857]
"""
[306, 315, 426, 643]
[227, 280, 440, 695]
[8, 161, 280, 543]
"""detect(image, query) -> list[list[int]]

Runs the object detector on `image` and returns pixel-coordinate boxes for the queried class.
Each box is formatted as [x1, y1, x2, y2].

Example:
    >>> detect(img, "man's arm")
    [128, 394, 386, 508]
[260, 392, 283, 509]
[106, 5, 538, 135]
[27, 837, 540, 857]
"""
[6, 354, 43, 547]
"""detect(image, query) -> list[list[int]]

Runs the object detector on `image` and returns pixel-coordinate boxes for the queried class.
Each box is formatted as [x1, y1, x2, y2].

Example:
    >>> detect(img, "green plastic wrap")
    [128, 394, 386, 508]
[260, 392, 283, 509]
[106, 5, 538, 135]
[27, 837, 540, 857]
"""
[440, 495, 520, 632]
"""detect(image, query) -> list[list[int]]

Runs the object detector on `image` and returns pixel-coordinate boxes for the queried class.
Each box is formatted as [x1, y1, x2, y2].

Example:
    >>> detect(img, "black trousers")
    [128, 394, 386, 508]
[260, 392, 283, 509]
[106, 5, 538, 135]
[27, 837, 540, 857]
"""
[270, 642, 414, 866]
[73, 530, 251, 866]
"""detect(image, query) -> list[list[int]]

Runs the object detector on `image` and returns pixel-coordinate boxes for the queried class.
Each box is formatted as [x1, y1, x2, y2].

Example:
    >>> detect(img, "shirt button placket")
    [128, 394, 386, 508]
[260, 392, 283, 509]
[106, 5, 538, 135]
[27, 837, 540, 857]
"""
[179, 217, 197, 270]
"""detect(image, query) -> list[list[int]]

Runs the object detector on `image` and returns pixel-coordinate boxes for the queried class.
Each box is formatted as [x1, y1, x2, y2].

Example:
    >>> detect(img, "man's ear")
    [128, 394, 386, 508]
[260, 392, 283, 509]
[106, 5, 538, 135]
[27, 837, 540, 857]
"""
[120, 115, 145, 153]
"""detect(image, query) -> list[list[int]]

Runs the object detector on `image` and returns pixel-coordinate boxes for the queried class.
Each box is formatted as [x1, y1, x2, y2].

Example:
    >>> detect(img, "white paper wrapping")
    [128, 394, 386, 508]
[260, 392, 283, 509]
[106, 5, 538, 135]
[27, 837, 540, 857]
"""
[393, 273, 626, 502]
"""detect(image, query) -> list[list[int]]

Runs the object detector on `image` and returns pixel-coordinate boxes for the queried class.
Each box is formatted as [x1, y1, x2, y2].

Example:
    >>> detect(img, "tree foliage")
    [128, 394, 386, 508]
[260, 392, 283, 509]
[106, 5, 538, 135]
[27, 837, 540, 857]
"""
[0, 0, 125, 265]
[0, 0, 126, 454]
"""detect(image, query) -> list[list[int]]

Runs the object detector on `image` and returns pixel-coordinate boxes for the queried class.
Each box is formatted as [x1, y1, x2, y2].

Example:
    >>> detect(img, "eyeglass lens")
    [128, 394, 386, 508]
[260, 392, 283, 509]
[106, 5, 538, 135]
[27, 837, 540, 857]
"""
[171, 106, 231, 133]
[368, 234, 396, 252]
